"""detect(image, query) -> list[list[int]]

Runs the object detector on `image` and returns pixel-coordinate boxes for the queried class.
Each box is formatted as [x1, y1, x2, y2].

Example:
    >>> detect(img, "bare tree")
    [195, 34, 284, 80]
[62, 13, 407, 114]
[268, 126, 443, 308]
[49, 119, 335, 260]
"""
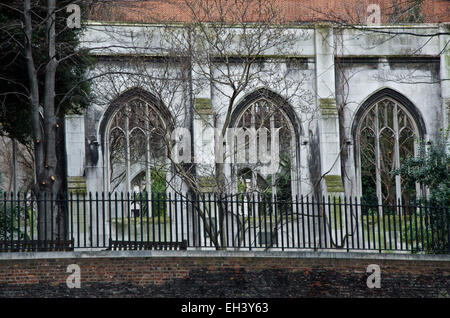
[95, 0, 445, 250]
[93, 0, 316, 249]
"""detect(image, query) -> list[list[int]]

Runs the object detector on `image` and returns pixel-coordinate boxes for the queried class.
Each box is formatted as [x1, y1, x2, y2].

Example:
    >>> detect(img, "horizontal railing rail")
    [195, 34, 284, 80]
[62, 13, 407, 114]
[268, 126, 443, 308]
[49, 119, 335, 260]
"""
[0, 192, 448, 254]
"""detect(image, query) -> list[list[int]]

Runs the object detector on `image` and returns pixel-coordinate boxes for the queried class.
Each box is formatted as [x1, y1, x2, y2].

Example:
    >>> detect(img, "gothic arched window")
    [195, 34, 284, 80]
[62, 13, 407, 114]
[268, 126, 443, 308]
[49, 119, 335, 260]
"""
[356, 96, 421, 205]
[106, 97, 168, 193]
[232, 96, 298, 201]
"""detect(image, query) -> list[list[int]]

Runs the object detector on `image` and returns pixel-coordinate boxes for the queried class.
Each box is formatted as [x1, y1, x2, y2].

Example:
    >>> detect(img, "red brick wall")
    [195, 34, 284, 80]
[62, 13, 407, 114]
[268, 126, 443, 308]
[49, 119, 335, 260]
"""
[88, 0, 450, 24]
[0, 255, 449, 297]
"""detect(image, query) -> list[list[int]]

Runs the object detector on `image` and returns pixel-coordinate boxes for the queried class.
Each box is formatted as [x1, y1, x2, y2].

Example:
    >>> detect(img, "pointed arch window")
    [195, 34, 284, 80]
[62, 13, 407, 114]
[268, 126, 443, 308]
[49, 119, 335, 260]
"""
[357, 97, 420, 205]
[232, 97, 297, 201]
[106, 97, 168, 193]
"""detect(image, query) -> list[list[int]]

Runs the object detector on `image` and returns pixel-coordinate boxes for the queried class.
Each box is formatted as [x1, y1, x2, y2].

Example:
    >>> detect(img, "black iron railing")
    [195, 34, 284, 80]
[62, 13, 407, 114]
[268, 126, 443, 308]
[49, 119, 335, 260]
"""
[0, 192, 448, 253]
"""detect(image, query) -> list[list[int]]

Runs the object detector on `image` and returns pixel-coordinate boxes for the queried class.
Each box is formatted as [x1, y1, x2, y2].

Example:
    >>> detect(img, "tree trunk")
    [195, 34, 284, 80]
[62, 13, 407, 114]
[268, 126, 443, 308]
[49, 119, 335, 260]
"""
[24, 0, 65, 246]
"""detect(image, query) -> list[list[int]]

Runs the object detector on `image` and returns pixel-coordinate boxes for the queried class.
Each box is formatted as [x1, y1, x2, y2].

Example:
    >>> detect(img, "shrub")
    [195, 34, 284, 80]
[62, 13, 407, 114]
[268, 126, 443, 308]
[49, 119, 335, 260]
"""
[393, 131, 449, 253]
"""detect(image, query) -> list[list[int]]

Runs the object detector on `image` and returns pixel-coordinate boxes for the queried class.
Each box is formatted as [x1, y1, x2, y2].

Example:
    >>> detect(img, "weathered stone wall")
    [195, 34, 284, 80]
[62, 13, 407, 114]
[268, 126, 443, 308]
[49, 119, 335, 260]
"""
[75, 24, 449, 198]
[0, 251, 448, 297]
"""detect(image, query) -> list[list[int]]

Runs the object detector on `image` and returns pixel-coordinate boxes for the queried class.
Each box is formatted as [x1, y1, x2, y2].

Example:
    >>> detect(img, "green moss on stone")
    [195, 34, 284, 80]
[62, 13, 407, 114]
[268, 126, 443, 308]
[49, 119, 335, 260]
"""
[194, 98, 213, 115]
[67, 176, 87, 194]
[198, 176, 216, 192]
[319, 98, 338, 116]
[324, 175, 344, 193]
